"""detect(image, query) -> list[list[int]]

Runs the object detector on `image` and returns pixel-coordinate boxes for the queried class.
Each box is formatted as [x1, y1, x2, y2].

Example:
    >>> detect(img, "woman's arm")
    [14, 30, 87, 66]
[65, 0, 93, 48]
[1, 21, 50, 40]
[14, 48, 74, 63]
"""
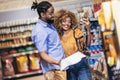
[86, 29, 91, 46]
[82, 18, 91, 46]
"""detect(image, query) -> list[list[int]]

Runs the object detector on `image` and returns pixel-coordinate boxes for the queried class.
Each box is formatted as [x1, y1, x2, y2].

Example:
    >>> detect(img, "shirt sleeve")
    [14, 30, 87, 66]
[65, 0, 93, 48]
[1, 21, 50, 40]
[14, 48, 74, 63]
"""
[75, 28, 83, 38]
[32, 28, 47, 52]
[75, 28, 85, 51]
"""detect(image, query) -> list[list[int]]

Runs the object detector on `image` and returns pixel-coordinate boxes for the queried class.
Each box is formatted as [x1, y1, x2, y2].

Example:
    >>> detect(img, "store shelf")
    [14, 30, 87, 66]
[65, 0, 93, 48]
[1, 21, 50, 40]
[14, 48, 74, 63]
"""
[0, 19, 37, 28]
[90, 52, 104, 58]
[0, 29, 32, 34]
[2, 50, 38, 58]
[3, 70, 42, 80]
[90, 18, 98, 21]
[0, 35, 31, 41]
[0, 42, 33, 49]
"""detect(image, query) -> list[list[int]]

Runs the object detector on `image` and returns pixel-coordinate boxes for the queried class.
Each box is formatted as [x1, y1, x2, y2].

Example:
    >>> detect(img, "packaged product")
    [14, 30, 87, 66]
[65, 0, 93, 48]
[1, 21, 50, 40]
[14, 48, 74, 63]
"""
[29, 53, 40, 71]
[16, 55, 29, 73]
[0, 51, 15, 76]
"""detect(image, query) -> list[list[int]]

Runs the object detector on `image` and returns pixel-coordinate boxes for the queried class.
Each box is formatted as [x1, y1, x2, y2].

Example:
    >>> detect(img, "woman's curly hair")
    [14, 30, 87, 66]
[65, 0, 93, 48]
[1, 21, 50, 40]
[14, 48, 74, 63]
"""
[54, 9, 78, 36]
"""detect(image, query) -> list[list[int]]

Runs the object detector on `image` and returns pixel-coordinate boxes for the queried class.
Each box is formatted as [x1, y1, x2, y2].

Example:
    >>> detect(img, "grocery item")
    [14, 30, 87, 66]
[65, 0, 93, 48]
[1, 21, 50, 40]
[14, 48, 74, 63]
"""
[0, 51, 15, 76]
[102, 1, 113, 30]
[17, 48, 25, 53]
[3, 59, 15, 76]
[16, 55, 29, 73]
[29, 53, 40, 71]
[9, 49, 17, 54]
[26, 46, 34, 52]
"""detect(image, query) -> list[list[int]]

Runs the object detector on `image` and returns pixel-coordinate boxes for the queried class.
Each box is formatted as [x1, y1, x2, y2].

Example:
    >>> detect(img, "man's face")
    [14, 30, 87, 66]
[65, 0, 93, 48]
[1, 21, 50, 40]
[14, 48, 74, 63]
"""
[45, 6, 54, 24]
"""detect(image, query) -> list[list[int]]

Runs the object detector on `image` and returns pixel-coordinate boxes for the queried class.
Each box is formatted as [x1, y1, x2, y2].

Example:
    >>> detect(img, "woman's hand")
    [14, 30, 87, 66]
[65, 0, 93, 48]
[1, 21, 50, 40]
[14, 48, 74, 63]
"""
[81, 18, 90, 31]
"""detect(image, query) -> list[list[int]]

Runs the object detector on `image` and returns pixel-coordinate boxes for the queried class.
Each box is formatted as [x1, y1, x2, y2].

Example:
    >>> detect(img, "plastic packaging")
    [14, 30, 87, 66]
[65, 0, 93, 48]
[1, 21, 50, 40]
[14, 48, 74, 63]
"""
[16, 55, 29, 73]
[29, 53, 40, 71]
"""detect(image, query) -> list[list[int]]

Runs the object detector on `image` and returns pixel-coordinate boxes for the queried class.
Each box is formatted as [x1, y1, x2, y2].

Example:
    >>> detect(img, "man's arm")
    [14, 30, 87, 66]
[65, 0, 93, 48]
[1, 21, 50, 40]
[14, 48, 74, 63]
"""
[39, 51, 60, 65]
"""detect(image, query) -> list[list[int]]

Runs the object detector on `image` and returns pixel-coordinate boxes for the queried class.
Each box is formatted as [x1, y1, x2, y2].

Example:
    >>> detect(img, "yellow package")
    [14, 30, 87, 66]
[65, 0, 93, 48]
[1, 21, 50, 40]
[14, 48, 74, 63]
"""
[16, 55, 29, 73]
[29, 53, 40, 71]
[97, 9, 105, 25]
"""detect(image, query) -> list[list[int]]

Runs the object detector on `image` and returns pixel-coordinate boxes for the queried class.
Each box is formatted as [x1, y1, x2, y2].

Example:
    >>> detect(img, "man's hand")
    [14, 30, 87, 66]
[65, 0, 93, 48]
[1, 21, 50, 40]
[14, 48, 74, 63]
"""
[56, 60, 61, 66]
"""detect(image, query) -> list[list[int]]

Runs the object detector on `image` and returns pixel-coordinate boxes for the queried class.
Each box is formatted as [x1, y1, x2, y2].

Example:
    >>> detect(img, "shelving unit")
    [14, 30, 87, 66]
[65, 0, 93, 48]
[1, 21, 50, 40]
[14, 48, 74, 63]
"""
[3, 70, 42, 80]
[0, 20, 43, 80]
[96, 1, 120, 79]
[2, 50, 38, 58]
[87, 18, 109, 80]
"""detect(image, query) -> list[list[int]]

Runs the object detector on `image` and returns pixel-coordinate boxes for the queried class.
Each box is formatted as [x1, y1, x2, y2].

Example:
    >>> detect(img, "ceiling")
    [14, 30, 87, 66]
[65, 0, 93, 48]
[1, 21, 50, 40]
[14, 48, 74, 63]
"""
[0, 0, 92, 12]
[0, 0, 92, 26]
[0, 0, 68, 12]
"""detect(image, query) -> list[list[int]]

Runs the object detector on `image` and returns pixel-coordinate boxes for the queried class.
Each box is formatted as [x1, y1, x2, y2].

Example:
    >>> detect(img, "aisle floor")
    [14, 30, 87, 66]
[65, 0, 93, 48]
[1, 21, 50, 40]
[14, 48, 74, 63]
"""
[18, 75, 45, 80]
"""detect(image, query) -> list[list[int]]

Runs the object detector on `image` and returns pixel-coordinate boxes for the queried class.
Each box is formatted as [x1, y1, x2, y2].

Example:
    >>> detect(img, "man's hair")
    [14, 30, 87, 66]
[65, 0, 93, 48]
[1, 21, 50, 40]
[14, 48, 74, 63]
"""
[31, 1, 52, 17]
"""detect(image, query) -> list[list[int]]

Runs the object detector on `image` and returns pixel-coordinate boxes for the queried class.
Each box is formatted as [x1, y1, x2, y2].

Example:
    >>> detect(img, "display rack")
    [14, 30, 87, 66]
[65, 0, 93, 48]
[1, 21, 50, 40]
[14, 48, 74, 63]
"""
[87, 18, 109, 80]
[97, 1, 120, 80]
[3, 70, 42, 80]
[0, 19, 43, 80]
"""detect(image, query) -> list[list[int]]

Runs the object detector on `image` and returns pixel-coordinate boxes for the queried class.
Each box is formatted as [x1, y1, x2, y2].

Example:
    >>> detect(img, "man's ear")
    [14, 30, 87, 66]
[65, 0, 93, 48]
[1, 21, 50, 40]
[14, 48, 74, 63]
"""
[40, 12, 45, 18]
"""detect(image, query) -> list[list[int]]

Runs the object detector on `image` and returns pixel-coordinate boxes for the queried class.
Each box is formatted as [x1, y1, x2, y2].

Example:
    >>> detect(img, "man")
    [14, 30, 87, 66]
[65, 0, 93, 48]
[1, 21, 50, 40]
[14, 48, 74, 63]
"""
[31, 1, 66, 80]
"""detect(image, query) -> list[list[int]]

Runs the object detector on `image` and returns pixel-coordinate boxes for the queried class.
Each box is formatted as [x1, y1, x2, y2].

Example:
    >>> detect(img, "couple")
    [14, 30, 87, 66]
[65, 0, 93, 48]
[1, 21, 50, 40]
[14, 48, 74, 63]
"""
[31, 1, 92, 80]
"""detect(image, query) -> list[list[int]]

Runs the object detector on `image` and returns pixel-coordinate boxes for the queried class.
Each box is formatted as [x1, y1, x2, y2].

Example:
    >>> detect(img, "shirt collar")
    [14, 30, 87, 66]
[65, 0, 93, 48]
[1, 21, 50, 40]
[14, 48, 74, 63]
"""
[38, 19, 48, 27]
[38, 19, 55, 29]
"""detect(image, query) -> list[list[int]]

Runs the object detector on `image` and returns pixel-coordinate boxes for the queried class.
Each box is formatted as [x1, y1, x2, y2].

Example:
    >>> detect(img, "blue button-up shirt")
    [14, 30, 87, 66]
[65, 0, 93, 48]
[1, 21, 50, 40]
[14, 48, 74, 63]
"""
[31, 19, 65, 73]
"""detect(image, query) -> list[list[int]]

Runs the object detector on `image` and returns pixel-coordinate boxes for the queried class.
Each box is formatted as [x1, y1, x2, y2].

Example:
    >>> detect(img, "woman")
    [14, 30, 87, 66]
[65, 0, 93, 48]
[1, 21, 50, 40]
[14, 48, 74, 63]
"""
[54, 9, 92, 80]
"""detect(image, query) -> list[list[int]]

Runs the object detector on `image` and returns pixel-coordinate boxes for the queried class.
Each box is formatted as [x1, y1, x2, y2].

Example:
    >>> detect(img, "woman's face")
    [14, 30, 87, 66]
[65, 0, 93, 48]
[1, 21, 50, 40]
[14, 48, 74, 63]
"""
[61, 17, 71, 31]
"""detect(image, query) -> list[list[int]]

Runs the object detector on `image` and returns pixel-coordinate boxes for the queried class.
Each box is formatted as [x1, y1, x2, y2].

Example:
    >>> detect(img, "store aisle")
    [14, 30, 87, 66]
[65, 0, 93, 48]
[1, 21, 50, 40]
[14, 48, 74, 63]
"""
[18, 75, 46, 80]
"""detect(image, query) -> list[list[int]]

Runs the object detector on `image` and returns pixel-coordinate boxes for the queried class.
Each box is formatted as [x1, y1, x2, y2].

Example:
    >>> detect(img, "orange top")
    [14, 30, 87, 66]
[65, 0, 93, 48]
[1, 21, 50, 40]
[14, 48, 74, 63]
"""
[61, 28, 83, 57]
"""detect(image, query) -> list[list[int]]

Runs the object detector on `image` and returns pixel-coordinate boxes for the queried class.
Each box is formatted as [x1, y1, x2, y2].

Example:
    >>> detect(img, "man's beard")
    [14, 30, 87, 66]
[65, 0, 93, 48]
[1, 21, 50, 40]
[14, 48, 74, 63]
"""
[47, 19, 54, 24]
